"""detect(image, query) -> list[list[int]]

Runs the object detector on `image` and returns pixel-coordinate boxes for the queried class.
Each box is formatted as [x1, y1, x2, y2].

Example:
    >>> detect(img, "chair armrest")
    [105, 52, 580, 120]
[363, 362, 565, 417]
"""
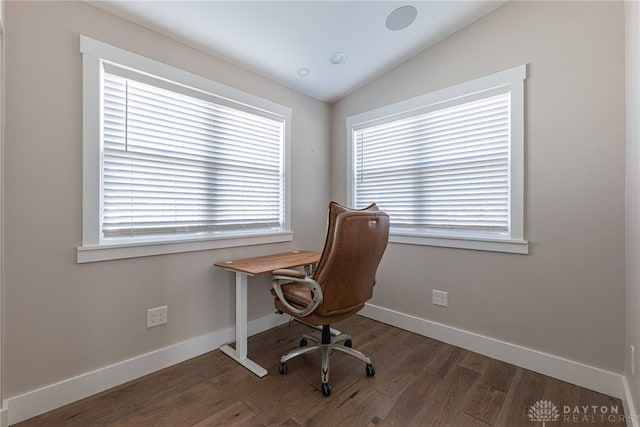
[271, 273, 323, 317]
[272, 269, 306, 279]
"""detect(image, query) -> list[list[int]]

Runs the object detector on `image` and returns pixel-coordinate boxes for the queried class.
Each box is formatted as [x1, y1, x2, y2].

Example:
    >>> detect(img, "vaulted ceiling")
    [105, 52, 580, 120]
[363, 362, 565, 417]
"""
[91, 1, 506, 102]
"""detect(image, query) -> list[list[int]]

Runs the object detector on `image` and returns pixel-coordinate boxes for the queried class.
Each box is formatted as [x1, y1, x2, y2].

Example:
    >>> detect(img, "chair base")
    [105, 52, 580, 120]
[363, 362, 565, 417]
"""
[279, 325, 375, 396]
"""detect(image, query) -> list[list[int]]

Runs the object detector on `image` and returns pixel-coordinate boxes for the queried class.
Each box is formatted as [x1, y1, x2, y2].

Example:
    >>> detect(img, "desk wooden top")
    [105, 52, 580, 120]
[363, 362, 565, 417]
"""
[214, 250, 321, 276]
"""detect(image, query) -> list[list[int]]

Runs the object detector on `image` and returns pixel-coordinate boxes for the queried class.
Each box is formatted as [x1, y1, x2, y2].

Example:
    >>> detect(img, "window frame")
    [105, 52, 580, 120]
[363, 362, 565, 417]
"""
[78, 36, 292, 263]
[346, 65, 528, 254]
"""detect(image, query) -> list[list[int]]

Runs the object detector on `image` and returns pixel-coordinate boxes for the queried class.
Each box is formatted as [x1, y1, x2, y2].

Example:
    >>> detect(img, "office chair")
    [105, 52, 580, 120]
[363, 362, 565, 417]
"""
[271, 202, 389, 396]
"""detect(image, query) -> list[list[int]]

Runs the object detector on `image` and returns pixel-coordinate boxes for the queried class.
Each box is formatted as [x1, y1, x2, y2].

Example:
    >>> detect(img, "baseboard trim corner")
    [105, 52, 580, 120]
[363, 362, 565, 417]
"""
[5, 313, 287, 425]
[360, 303, 624, 399]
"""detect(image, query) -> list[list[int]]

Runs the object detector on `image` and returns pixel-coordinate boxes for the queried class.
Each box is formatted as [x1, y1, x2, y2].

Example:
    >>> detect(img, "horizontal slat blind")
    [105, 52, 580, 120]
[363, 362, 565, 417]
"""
[102, 71, 284, 238]
[353, 92, 510, 235]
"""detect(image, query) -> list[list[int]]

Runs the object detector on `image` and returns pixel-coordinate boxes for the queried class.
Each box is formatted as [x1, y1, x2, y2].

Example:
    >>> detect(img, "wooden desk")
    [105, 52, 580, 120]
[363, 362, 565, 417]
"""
[214, 250, 321, 377]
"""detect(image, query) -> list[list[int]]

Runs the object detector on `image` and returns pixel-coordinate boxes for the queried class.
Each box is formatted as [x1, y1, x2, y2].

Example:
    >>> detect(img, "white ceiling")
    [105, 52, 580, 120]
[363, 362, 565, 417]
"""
[91, 1, 506, 103]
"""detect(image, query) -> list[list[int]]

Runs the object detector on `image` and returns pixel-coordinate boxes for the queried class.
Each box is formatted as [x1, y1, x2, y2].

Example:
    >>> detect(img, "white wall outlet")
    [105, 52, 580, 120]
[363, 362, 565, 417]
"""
[147, 305, 168, 328]
[432, 290, 448, 307]
[631, 345, 636, 375]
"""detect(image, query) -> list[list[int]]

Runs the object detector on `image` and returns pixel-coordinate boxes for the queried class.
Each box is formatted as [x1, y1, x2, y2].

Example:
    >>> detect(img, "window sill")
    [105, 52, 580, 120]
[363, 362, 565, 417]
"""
[77, 231, 294, 263]
[389, 232, 528, 254]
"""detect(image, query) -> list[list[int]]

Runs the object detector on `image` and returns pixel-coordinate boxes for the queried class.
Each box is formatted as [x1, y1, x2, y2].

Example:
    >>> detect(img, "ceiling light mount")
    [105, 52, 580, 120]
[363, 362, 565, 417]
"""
[386, 5, 418, 31]
[329, 52, 348, 65]
[297, 67, 311, 77]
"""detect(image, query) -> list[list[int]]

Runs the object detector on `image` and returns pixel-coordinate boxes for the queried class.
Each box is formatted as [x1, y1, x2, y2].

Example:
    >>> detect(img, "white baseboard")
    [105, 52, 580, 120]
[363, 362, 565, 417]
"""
[4, 313, 288, 426]
[623, 377, 639, 427]
[360, 303, 625, 399]
[4, 304, 632, 425]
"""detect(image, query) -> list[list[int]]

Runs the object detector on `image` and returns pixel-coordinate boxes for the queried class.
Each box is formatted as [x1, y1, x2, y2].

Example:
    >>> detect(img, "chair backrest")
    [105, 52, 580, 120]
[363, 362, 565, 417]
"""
[315, 202, 378, 274]
[313, 209, 389, 317]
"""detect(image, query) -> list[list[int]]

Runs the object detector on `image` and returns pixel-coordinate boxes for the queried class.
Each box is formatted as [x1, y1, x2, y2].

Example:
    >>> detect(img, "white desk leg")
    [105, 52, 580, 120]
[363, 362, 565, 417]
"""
[220, 271, 268, 377]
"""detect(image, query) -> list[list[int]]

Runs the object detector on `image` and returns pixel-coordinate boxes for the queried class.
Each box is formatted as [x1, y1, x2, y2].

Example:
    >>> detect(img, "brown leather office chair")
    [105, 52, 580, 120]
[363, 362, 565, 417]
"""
[271, 202, 389, 396]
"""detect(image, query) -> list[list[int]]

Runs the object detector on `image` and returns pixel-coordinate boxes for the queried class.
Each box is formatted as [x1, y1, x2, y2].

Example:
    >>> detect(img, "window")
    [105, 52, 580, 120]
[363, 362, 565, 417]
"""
[347, 65, 528, 254]
[78, 36, 292, 263]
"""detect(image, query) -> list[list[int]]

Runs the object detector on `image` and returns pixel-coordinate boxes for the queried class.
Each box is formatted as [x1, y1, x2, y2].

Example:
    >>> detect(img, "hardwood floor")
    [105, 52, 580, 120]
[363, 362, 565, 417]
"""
[16, 316, 625, 427]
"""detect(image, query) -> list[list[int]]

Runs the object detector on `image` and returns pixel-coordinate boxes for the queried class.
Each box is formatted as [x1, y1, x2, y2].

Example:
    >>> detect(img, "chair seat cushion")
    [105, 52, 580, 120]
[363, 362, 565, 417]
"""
[271, 281, 364, 326]
[270, 282, 312, 308]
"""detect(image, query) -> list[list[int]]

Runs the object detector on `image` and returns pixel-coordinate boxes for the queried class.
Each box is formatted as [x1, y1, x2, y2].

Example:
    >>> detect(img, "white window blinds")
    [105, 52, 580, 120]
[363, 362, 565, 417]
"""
[102, 67, 285, 238]
[352, 90, 511, 236]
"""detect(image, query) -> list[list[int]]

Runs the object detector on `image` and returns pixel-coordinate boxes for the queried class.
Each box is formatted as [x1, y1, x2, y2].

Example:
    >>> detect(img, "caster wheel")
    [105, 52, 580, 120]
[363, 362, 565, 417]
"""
[321, 382, 332, 397]
[300, 338, 308, 347]
[279, 362, 288, 375]
[365, 364, 375, 377]
[344, 339, 352, 348]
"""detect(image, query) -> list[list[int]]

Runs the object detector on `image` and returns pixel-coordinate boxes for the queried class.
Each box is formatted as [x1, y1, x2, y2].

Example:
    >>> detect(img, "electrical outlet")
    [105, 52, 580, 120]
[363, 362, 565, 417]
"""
[147, 305, 168, 328]
[432, 290, 448, 308]
[631, 345, 636, 375]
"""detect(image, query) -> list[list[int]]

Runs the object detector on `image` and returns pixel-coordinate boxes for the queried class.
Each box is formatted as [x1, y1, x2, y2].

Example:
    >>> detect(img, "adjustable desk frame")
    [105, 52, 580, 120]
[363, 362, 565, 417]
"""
[214, 250, 321, 377]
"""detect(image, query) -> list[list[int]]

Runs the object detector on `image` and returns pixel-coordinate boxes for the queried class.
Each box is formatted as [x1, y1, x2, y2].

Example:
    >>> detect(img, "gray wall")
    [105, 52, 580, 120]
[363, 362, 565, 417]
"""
[4, 1, 330, 397]
[626, 0, 640, 413]
[3, 0, 628, 404]
[0, 0, 5, 414]
[332, 1, 625, 373]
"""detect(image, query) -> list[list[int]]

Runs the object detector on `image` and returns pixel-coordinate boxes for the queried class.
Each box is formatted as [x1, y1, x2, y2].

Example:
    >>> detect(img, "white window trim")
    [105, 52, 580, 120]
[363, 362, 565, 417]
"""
[78, 36, 292, 263]
[346, 64, 528, 255]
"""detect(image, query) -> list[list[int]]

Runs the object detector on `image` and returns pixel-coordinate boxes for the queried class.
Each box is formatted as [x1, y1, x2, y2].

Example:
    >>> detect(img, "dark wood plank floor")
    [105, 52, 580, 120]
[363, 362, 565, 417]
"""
[16, 316, 625, 427]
